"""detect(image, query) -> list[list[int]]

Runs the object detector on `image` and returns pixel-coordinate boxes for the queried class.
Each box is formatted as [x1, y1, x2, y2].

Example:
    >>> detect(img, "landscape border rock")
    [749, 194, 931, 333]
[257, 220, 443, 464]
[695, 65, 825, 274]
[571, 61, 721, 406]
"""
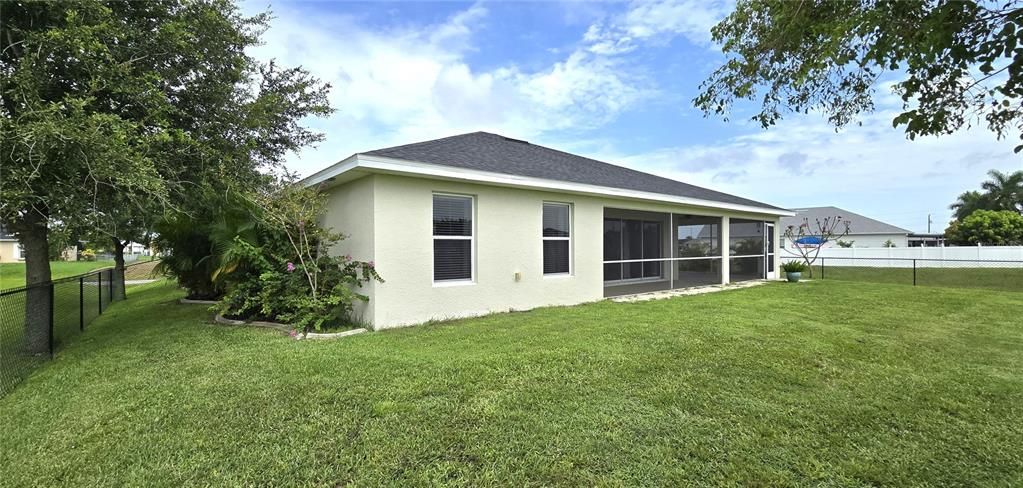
[180, 298, 219, 305]
[303, 328, 368, 340]
[212, 314, 367, 340]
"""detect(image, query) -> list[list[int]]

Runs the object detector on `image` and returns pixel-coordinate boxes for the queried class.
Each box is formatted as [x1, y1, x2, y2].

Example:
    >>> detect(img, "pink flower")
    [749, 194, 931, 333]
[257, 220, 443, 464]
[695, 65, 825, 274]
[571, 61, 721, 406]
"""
[344, 254, 352, 261]
[286, 262, 296, 272]
[367, 261, 375, 268]
[289, 329, 297, 337]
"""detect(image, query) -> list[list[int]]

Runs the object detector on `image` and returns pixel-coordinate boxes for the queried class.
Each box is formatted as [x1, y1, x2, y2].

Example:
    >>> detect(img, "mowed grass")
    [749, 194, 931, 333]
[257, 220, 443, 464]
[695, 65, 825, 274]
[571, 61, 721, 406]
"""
[1, 281, 1022, 486]
[794, 264, 1023, 292]
[0, 260, 116, 290]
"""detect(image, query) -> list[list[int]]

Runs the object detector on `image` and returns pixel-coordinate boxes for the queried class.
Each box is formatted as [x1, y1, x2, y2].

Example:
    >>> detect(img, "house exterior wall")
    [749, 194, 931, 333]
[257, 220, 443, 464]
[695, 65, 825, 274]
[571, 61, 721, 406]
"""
[322, 176, 377, 325]
[325, 174, 781, 330]
[0, 241, 19, 263]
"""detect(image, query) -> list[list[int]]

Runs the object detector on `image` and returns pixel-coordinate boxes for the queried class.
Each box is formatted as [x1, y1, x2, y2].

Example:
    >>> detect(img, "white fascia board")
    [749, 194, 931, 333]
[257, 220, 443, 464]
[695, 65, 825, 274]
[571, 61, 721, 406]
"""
[299, 154, 359, 187]
[304, 154, 795, 217]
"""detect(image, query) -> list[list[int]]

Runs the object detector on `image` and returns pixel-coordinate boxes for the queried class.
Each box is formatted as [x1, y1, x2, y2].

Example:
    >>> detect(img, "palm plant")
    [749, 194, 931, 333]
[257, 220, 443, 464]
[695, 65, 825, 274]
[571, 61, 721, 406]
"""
[950, 190, 992, 221]
[154, 192, 262, 299]
[980, 170, 1023, 214]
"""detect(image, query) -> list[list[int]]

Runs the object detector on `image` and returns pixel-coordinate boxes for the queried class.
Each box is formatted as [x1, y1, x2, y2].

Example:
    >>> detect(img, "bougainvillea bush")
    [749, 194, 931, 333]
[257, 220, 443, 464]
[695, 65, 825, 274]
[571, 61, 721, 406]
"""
[217, 239, 380, 331]
[214, 183, 382, 331]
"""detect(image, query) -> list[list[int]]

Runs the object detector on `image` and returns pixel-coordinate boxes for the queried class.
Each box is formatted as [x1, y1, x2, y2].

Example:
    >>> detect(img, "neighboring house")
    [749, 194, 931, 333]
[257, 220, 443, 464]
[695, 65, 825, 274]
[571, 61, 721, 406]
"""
[124, 241, 152, 256]
[908, 233, 946, 247]
[1, 225, 80, 263]
[0, 225, 21, 263]
[780, 206, 911, 249]
[304, 132, 792, 330]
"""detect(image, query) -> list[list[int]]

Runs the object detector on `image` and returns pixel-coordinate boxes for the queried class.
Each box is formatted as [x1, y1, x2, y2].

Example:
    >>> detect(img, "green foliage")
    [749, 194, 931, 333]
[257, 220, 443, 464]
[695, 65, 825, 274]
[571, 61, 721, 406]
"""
[0, 0, 332, 285]
[883, 239, 896, 248]
[836, 240, 855, 248]
[215, 184, 383, 331]
[780, 260, 807, 273]
[80, 249, 96, 262]
[950, 170, 1023, 220]
[946, 210, 1023, 245]
[154, 190, 259, 300]
[678, 239, 714, 257]
[697, 1, 1023, 147]
[217, 239, 381, 331]
[731, 238, 763, 256]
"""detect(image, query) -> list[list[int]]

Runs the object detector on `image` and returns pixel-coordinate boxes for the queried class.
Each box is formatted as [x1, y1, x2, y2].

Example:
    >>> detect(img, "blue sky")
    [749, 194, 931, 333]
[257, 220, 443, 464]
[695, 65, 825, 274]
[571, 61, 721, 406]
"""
[245, 0, 1023, 232]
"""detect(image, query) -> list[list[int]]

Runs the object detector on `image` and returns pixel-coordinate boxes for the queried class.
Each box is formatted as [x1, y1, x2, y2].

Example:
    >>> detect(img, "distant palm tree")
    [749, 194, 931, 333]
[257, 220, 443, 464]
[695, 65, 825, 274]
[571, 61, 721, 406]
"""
[980, 169, 1023, 213]
[949, 190, 992, 221]
[950, 170, 1023, 220]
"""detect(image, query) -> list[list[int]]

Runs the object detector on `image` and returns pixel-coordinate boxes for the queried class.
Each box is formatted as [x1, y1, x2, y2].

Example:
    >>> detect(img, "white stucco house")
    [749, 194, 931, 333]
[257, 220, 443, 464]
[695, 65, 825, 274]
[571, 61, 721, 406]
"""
[303, 132, 793, 330]
[780, 206, 911, 250]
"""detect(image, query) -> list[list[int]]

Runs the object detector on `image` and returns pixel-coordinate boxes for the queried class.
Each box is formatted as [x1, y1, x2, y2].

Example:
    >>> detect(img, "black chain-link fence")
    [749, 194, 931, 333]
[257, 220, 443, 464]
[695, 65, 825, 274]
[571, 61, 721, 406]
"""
[0, 261, 159, 396]
[794, 257, 1023, 292]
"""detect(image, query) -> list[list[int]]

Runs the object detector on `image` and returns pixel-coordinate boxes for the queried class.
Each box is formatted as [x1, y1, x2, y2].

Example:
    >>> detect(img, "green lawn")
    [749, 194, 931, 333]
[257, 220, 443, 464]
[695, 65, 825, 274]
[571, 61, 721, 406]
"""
[0, 260, 116, 290]
[788, 264, 1023, 292]
[1, 281, 1021, 486]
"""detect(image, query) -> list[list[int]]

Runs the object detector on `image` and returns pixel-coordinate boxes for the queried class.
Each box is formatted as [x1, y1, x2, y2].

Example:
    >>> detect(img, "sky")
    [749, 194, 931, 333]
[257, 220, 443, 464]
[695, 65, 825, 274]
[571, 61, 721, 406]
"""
[243, 0, 1023, 233]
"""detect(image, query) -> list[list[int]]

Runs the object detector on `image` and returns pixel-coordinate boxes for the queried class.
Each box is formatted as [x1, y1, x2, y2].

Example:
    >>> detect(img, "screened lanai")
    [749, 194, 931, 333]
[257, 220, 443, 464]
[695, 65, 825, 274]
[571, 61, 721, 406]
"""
[602, 208, 776, 297]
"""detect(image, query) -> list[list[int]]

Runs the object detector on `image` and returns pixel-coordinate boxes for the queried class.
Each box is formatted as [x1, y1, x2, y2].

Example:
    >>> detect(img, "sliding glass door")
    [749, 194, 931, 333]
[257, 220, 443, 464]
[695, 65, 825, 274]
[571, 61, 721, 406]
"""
[603, 218, 664, 283]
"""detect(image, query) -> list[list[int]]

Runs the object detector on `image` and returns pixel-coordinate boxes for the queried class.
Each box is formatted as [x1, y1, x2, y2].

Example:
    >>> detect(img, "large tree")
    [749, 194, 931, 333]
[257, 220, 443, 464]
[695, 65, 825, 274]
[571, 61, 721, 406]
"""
[696, 0, 1023, 149]
[0, 1, 330, 353]
[947, 209, 1023, 244]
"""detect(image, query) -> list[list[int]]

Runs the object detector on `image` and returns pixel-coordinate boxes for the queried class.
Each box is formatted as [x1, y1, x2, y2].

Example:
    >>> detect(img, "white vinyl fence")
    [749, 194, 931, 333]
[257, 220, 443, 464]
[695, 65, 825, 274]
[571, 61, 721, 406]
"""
[780, 246, 1023, 268]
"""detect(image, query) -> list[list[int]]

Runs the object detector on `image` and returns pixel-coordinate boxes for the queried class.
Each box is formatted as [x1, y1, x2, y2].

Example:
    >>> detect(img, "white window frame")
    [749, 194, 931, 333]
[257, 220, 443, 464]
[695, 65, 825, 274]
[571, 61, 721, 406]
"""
[432, 192, 476, 286]
[542, 202, 572, 276]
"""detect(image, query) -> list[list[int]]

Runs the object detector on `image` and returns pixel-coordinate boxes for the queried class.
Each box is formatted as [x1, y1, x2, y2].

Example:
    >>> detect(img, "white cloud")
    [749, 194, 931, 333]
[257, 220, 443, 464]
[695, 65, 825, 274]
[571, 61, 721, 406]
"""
[242, 0, 1022, 234]
[244, 2, 656, 174]
[594, 110, 1023, 232]
[583, 0, 732, 54]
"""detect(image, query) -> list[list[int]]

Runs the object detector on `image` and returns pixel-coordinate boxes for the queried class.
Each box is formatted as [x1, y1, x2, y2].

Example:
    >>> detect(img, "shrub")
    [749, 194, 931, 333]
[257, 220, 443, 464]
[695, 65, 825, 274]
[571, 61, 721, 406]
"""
[781, 260, 807, 273]
[946, 210, 1023, 245]
[153, 191, 257, 300]
[81, 248, 96, 261]
[217, 239, 380, 331]
[215, 183, 383, 331]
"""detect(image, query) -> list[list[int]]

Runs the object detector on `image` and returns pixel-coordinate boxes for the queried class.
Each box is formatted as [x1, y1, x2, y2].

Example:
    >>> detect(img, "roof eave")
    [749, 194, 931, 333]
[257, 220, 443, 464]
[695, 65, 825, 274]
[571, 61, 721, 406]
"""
[303, 154, 795, 217]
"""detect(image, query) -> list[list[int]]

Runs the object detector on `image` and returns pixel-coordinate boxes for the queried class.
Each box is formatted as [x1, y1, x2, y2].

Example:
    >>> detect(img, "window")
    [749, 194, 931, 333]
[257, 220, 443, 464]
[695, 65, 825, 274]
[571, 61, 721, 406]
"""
[542, 203, 571, 275]
[433, 194, 473, 282]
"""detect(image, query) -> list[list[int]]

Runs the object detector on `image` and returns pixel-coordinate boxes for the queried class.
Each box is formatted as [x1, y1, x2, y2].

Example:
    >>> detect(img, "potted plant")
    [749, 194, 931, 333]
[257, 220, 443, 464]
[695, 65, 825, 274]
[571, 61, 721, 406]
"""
[781, 261, 808, 282]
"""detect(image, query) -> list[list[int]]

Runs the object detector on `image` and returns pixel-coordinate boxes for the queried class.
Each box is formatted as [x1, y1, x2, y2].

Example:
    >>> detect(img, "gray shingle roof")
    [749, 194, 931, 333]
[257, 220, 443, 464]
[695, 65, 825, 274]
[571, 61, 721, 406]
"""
[362, 132, 787, 211]
[780, 206, 910, 235]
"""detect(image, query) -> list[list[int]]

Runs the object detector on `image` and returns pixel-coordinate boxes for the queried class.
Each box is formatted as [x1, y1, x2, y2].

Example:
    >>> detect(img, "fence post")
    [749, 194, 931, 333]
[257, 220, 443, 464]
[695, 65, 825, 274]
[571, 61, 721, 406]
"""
[48, 282, 55, 357]
[913, 259, 917, 286]
[821, 257, 825, 280]
[98, 272, 103, 314]
[108, 269, 114, 302]
[79, 277, 84, 331]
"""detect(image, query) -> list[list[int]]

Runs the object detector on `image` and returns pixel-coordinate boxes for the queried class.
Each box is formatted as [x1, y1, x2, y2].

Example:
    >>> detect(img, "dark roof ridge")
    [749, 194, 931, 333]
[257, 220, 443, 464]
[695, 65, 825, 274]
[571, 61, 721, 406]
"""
[361, 131, 788, 212]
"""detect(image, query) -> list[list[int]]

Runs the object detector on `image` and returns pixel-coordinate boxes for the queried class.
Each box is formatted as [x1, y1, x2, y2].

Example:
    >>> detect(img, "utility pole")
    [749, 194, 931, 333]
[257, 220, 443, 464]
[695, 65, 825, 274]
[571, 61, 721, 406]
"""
[927, 214, 932, 233]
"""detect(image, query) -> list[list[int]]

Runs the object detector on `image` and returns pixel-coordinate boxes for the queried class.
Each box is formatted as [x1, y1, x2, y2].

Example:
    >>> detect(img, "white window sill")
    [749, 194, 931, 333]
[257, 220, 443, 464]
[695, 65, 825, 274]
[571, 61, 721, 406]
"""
[543, 273, 573, 279]
[433, 280, 475, 288]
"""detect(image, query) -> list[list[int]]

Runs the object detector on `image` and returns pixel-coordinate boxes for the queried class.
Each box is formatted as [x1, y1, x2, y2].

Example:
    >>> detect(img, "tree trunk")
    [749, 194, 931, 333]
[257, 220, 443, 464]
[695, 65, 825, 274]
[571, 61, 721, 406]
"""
[19, 211, 52, 356]
[111, 238, 126, 301]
